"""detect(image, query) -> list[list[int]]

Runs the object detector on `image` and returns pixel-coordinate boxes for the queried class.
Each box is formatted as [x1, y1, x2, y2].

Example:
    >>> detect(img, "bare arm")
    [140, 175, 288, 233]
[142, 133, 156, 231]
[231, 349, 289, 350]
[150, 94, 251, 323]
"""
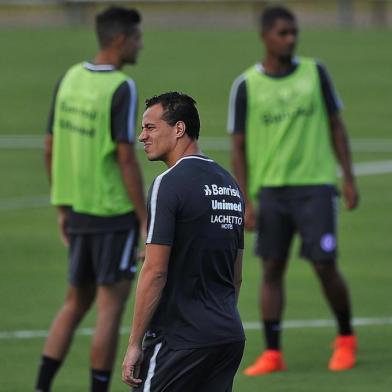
[44, 133, 69, 246]
[329, 114, 359, 210]
[44, 133, 53, 183]
[231, 133, 256, 230]
[117, 143, 147, 235]
[234, 249, 243, 304]
[122, 244, 170, 387]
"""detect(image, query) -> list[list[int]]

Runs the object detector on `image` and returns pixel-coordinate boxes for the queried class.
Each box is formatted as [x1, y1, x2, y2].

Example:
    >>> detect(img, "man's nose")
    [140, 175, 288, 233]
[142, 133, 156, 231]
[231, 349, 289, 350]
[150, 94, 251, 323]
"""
[138, 129, 147, 142]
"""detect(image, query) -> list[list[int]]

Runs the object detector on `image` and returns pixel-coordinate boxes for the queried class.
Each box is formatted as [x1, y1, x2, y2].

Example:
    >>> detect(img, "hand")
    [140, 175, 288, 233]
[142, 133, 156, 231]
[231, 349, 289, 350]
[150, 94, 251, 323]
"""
[122, 344, 144, 388]
[342, 179, 359, 210]
[57, 208, 70, 247]
[244, 202, 257, 231]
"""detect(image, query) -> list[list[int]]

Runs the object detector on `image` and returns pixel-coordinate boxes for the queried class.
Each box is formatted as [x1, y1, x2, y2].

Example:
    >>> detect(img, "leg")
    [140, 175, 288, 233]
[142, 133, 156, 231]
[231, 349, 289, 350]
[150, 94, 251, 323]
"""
[256, 190, 293, 347]
[134, 341, 243, 392]
[311, 260, 357, 371]
[89, 228, 138, 391]
[44, 284, 96, 359]
[201, 341, 245, 392]
[35, 284, 95, 391]
[312, 261, 353, 335]
[293, 187, 356, 371]
[261, 258, 288, 325]
[91, 279, 132, 370]
[244, 189, 293, 376]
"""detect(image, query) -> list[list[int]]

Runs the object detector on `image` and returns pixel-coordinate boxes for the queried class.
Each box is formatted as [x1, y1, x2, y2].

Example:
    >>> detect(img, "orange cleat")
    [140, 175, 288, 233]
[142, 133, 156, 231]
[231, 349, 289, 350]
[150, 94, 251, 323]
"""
[328, 335, 357, 371]
[243, 350, 286, 376]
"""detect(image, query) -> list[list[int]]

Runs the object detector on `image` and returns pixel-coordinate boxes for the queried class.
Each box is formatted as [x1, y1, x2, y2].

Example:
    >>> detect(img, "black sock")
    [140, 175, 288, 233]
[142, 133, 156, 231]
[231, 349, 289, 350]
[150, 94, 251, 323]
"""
[336, 310, 353, 335]
[263, 319, 282, 350]
[35, 355, 62, 392]
[91, 369, 112, 392]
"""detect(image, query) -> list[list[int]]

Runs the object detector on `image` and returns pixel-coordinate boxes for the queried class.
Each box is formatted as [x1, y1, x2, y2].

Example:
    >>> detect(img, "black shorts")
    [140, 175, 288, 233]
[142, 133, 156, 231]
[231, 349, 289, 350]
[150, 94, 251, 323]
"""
[133, 340, 244, 392]
[69, 227, 139, 286]
[255, 185, 338, 262]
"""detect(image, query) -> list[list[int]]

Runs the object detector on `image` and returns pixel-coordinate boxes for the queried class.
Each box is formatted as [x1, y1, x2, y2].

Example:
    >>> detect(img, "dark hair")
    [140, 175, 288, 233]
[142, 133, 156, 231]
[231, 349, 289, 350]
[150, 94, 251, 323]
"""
[95, 7, 141, 48]
[145, 92, 200, 140]
[260, 6, 296, 32]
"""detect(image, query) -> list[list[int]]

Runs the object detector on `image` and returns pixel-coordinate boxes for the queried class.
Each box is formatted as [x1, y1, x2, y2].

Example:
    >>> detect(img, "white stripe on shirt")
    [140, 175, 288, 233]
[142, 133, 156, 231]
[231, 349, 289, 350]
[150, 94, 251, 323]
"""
[227, 74, 246, 134]
[146, 156, 214, 244]
[126, 79, 137, 143]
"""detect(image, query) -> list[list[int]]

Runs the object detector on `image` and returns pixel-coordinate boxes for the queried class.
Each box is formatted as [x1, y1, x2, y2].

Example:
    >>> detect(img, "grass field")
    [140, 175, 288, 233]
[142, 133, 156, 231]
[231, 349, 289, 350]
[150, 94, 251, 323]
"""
[0, 28, 392, 391]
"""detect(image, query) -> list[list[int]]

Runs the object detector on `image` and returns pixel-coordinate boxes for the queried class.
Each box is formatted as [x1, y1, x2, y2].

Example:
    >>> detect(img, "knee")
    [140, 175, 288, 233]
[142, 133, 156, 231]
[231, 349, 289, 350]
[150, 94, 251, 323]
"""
[64, 290, 94, 319]
[97, 283, 131, 316]
[262, 260, 286, 284]
[313, 261, 338, 282]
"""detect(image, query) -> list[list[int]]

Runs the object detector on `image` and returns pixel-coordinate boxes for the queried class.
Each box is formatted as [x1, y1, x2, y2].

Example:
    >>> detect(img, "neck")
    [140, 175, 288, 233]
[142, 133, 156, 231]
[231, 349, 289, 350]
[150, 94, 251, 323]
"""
[94, 50, 122, 69]
[262, 54, 293, 75]
[165, 140, 202, 168]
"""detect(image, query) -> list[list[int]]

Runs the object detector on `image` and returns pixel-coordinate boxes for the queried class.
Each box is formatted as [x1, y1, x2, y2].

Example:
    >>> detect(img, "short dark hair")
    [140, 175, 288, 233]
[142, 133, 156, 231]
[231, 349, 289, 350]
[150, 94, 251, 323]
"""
[145, 92, 200, 140]
[260, 6, 296, 32]
[95, 7, 141, 48]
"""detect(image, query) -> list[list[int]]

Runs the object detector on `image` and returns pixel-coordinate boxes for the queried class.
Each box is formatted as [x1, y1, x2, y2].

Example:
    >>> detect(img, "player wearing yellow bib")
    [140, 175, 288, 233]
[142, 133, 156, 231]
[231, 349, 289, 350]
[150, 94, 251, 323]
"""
[35, 7, 146, 392]
[228, 6, 359, 375]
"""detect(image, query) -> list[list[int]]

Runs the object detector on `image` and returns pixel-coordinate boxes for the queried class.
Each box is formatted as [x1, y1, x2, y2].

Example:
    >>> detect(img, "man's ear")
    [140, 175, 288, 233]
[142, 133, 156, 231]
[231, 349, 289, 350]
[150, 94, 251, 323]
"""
[112, 33, 126, 49]
[175, 121, 186, 139]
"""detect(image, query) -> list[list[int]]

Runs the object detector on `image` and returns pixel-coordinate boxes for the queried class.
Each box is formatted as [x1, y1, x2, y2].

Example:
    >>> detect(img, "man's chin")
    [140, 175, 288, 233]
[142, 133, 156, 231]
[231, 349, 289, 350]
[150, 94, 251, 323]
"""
[278, 54, 294, 63]
[146, 154, 160, 162]
[124, 58, 137, 65]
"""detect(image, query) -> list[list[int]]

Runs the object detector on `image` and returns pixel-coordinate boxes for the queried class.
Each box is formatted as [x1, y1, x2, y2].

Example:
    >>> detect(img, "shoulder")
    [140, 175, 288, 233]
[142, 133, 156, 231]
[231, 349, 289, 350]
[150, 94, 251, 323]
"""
[113, 78, 137, 98]
[149, 164, 181, 197]
[232, 64, 256, 85]
[64, 62, 86, 76]
[298, 56, 317, 65]
[160, 156, 215, 186]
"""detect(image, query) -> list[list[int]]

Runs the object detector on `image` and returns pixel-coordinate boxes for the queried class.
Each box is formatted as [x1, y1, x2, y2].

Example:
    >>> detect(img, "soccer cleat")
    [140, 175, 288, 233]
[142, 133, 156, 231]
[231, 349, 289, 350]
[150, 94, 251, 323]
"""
[328, 335, 357, 371]
[243, 350, 286, 376]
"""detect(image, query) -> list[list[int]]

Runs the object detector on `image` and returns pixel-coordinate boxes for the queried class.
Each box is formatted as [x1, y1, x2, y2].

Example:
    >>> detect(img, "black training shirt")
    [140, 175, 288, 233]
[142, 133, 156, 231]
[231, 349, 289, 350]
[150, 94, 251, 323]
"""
[146, 155, 245, 349]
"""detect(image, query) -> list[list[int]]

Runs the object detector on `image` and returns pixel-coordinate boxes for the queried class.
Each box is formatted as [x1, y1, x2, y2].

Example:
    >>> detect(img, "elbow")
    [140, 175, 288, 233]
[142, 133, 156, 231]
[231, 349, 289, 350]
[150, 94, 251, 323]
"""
[143, 266, 167, 288]
[44, 150, 52, 163]
[234, 275, 242, 289]
[155, 270, 167, 282]
[152, 271, 167, 291]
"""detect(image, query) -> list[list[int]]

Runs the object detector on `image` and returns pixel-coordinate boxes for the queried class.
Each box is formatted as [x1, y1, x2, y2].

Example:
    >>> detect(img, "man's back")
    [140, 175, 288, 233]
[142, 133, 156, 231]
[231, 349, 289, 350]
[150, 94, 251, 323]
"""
[51, 63, 133, 216]
[146, 155, 245, 349]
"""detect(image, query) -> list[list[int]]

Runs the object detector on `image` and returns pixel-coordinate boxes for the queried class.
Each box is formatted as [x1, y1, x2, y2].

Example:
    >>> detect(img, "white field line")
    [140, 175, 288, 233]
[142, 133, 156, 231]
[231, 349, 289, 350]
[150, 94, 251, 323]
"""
[2, 135, 392, 152]
[1, 317, 391, 340]
[0, 195, 49, 210]
[1, 159, 392, 211]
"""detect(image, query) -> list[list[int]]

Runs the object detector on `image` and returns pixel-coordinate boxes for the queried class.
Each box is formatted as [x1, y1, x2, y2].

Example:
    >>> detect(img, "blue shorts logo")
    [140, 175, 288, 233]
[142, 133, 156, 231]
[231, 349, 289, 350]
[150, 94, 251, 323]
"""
[320, 233, 336, 252]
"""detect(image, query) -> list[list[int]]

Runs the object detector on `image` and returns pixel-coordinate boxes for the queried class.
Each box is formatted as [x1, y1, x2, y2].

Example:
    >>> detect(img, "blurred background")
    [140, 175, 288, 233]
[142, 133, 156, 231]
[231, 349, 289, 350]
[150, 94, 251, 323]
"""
[0, 1, 391, 391]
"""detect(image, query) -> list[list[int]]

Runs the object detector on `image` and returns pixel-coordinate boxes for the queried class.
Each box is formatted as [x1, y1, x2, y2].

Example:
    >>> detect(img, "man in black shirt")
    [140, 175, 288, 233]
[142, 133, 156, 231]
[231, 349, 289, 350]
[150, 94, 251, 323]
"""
[122, 92, 245, 391]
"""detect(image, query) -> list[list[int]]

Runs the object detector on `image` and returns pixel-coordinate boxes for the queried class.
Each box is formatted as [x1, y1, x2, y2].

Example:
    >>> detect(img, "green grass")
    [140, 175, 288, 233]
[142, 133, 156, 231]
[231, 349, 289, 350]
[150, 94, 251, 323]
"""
[0, 28, 391, 390]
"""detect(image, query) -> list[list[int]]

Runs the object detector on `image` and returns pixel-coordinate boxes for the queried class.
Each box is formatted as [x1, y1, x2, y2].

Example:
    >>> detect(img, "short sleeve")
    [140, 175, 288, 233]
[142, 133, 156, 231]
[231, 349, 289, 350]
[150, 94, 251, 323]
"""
[316, 62, 343, 116]
[146, 175, 178, 246]
[227, 75, 247, 134]
[240, 232, 244, 250]
[239, 200, 245, 250]
[111, 79, 138, 143]
[46, 76, 63, 134]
